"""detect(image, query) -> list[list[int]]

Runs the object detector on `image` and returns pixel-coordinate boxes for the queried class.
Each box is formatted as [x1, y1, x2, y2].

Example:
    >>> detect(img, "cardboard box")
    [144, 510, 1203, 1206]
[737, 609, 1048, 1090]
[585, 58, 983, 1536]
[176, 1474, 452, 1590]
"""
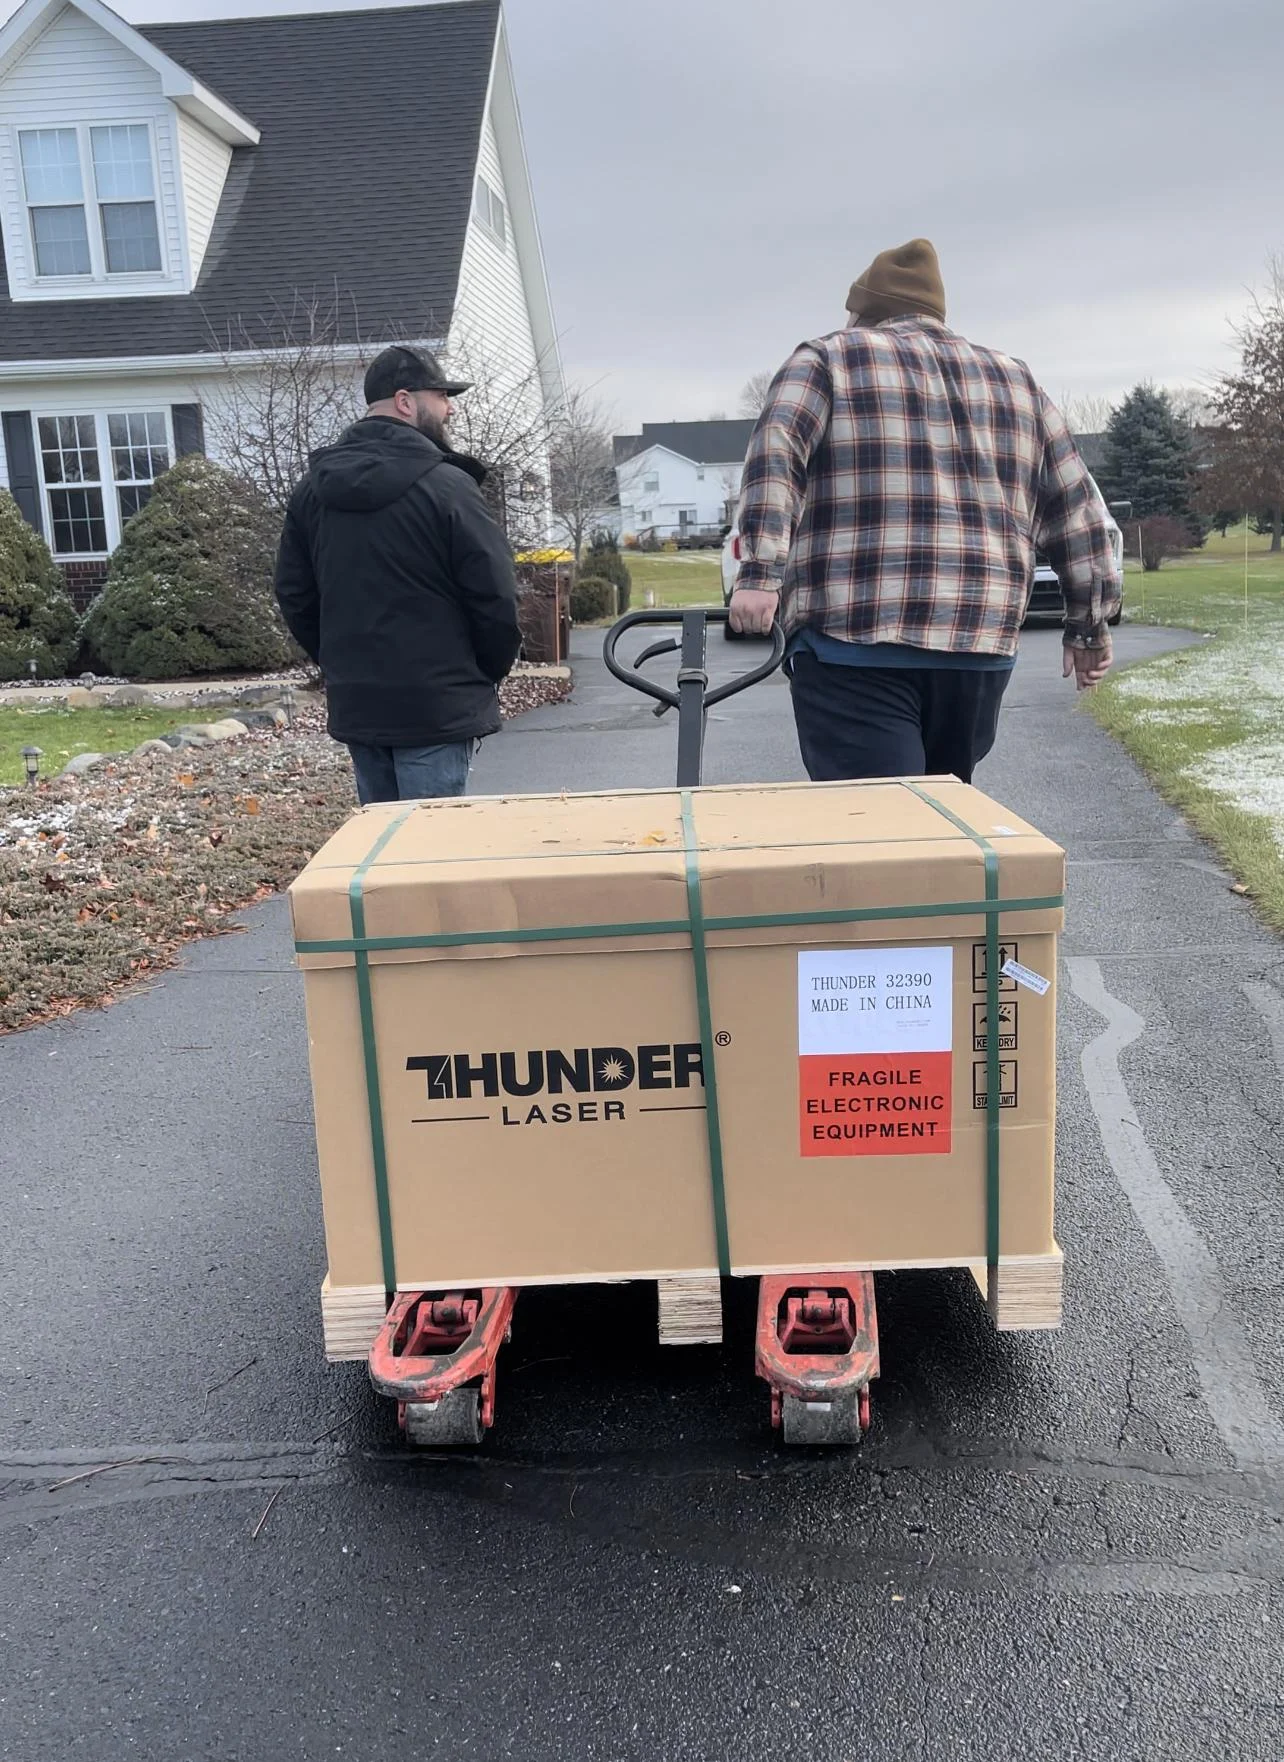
[290, 778, 1063, 1306]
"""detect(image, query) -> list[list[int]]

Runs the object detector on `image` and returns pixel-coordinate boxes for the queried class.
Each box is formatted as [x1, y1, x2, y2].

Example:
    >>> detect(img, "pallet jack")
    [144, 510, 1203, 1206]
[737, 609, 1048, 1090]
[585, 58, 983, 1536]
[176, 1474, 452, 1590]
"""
[368, 608, 881, 1447]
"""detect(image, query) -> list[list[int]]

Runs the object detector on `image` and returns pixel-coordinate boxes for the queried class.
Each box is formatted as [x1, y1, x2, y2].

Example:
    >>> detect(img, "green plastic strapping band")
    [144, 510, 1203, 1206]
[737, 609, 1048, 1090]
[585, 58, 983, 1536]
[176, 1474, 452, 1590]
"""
[349, 808, 416, 1303]
[294, 893, 1063, 956]
[679, 790, 733, 1280]
[901, 784, 1003, 1299]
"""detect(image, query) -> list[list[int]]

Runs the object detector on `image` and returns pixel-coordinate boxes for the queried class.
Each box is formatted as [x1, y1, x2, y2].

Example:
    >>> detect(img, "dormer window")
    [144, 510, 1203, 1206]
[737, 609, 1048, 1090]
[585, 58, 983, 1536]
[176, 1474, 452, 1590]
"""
[19, 123, 162, 281]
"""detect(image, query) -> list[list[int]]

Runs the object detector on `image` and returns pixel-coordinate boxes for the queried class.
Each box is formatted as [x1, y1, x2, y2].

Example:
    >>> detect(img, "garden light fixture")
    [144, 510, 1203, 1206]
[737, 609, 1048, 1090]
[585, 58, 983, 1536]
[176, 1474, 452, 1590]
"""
[21, 745, 42, 786]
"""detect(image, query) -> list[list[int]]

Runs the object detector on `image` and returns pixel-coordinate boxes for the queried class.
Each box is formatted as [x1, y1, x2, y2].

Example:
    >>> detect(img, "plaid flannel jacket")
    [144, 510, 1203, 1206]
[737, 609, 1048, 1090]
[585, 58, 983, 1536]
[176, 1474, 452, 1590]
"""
[736, 318, 1121, 652]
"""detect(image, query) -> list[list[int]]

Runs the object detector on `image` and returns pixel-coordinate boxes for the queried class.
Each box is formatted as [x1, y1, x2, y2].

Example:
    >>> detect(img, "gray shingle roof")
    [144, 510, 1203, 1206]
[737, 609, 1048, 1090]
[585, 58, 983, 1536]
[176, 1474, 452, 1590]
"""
[0, 1, 499, 362]
[614, 418, 757, 467]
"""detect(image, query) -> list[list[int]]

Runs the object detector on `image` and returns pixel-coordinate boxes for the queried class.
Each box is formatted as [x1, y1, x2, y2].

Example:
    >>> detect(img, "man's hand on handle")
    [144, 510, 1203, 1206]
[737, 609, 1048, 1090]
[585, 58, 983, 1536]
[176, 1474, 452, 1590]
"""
[1062, 633, 1113, 691]
[729, 587, 779, 637]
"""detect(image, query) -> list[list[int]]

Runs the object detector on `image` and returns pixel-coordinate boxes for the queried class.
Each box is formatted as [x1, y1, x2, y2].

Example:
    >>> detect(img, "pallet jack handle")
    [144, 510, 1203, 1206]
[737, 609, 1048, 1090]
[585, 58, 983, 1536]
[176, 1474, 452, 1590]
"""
[603, 608, 785, 788]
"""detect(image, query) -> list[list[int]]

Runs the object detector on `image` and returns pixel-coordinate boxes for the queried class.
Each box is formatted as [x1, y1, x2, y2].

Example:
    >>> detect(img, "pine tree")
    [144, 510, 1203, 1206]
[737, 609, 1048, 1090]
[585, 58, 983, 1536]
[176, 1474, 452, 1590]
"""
[1098, 385, 1195, 521]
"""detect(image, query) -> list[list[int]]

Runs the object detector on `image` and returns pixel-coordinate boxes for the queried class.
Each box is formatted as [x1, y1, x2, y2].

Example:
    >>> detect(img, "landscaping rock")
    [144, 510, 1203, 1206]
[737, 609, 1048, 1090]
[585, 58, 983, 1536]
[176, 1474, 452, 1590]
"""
[60, 752, 107, 778]
[63, 688, 100, 709]
[132, 739, 176, 760]
[234, 707, 288, 732]
[175, 719, 248, 743]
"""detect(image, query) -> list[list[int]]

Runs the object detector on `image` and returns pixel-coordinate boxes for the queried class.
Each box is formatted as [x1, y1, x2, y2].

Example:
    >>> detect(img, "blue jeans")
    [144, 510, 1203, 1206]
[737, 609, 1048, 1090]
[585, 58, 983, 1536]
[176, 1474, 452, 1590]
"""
[347, 740, 475, 805]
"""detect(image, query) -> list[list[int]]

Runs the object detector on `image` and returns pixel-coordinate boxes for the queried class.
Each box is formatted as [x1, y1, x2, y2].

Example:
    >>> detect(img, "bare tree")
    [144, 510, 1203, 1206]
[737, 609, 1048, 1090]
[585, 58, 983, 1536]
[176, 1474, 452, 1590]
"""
[202, 291, 561, 549]
[739, 372, 775, 418]
[201, 289, 369, 512]
[1166, 385, 1216, 428]
[1058, 392, 1116, 436]
[438, 322, 560, 550]
[548, 385, 616, 564]
[1200, 277, 1284, 551]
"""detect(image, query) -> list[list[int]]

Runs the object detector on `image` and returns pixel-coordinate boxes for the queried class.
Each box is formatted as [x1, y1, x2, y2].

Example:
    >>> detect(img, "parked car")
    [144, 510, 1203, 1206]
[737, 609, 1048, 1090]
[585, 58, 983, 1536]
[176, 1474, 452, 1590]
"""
[1022, 488, 1126, 629]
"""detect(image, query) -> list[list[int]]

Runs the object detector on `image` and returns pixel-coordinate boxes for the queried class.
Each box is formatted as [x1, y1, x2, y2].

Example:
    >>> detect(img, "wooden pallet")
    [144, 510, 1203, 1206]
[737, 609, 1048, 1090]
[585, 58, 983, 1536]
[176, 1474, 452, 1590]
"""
[320, 1245, 1063, 1363]
[968, 1242, 1064, 1331]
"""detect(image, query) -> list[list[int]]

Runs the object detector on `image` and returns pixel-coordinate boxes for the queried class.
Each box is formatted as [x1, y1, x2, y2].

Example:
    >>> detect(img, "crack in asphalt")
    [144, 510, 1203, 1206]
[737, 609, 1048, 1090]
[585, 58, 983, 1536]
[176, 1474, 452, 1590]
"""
[3, 1438, 1279, 1597]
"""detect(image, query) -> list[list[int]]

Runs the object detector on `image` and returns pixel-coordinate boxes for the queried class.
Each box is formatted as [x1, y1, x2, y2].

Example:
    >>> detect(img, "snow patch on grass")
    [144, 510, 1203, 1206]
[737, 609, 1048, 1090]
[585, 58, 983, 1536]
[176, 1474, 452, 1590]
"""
[1113, 631, 1284, 711]
[1188, 740, 1284, 836]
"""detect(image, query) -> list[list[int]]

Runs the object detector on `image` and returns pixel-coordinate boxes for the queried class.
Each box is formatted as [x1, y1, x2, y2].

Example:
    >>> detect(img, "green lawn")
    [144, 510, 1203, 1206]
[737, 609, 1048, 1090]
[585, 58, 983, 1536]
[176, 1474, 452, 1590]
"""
[0, 704, 199, 786]
[1087, 525, 1284, 933]
[624, 551, 723, 608]
[1119, 525, 1284, 634]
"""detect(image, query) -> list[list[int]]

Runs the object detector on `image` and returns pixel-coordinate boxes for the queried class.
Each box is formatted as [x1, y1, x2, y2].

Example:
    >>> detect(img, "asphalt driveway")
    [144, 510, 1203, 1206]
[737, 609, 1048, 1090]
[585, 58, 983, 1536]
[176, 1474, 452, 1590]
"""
[2, 620, 1282, 1761]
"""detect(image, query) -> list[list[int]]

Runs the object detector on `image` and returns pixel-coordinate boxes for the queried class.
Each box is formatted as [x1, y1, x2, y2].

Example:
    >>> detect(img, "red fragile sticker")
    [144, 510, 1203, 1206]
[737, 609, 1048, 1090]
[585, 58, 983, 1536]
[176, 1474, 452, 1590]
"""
[799, 1051, 952, 1156]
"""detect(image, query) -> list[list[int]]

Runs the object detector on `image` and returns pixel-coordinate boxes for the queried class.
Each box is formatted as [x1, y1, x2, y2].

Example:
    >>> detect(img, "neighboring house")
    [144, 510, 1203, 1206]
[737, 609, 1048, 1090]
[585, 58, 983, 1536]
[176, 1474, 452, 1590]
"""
[0, 0, 560, 605]
[613, 418, 755, 542]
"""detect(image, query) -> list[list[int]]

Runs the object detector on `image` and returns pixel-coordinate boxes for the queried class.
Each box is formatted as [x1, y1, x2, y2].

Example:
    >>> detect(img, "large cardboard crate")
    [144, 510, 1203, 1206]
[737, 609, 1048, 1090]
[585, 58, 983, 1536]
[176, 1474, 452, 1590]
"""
[289, 779, 1065, 1356]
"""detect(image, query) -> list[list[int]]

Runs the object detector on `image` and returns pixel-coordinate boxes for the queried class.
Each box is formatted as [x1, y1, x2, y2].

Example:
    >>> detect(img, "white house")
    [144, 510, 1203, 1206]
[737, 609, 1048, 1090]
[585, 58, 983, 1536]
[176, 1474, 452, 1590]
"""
[613, 418, 755, 543]
[0, 0, 560, 605]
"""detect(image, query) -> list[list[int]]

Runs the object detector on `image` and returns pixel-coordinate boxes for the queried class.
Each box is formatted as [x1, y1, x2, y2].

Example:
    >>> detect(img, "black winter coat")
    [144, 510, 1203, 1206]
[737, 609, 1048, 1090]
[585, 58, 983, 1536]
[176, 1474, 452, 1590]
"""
[274, 417, 522, 748]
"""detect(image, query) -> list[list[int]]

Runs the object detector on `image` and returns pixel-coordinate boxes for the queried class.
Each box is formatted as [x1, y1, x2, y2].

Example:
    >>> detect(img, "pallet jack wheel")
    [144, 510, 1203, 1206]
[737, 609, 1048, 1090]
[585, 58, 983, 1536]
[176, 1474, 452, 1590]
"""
[403, 1388, 483, 1447]
[780, 1386, 870, 1448]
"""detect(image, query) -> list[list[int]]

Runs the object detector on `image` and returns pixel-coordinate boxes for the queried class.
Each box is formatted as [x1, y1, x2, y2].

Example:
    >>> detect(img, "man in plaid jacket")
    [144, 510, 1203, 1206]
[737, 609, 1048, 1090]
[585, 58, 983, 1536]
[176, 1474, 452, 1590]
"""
[729, 239, 1121, 783]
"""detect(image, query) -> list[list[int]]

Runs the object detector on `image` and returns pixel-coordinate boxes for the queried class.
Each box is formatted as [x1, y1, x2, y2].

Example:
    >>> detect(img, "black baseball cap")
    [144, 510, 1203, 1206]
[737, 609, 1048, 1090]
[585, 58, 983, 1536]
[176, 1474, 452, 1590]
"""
[363, 344, 471, 405]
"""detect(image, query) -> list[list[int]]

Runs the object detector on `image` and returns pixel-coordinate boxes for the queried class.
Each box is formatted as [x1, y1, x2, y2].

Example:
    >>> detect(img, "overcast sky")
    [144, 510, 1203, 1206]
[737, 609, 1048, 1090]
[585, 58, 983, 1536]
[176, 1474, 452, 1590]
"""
[7, 0, 1281, 428]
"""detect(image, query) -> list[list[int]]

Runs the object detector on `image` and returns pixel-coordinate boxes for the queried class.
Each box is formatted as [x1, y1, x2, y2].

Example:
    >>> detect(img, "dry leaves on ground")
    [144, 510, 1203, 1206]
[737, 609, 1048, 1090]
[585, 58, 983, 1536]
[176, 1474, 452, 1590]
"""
[0, 673, 570, 1033]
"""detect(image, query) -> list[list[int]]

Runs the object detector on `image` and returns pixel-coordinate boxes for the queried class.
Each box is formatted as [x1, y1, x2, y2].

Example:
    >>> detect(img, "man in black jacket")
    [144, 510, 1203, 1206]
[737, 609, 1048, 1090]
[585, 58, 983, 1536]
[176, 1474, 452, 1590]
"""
[274, 344, 523, 804]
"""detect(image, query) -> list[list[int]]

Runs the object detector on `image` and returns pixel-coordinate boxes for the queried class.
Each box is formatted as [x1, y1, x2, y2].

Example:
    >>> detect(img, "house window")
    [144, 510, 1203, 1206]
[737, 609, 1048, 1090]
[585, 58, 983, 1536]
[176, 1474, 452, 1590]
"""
[109, 412, 170, 524]
[36, 410, 171, 555]
[696, 468, 705, 481]
[91, 127, 162, 273]
[473, 175, 506, 246]
[518, 470, 543, 501]
[18, 123, 162, 280]
[642, 473, 659, 494]
[20, 130, 91, 277]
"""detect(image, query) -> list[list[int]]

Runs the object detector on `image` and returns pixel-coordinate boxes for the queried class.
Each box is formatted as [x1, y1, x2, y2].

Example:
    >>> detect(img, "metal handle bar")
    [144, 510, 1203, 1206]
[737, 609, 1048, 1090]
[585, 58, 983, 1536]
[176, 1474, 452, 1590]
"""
[602, 608, 784, 709]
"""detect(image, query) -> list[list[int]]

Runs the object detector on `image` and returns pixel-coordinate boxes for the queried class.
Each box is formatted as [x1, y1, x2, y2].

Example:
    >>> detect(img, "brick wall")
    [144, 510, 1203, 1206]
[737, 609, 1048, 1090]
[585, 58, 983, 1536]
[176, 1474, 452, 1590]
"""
[59, 561, 109, 614]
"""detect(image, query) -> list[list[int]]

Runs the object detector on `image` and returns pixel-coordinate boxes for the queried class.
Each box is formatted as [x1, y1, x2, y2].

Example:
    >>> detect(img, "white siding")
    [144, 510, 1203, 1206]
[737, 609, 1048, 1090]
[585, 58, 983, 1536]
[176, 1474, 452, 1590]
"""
[450, 100, 550, 539]
[175, 110, 231, 280]
[0, 4, 188, 299]
[452, 106, 540, 391]
[616, 446, 742, 539]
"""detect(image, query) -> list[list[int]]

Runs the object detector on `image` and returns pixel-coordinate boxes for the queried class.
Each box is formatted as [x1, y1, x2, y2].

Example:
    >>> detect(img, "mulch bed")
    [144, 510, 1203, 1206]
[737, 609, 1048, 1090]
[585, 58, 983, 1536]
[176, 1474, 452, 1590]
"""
[0, 673, 570, 1033]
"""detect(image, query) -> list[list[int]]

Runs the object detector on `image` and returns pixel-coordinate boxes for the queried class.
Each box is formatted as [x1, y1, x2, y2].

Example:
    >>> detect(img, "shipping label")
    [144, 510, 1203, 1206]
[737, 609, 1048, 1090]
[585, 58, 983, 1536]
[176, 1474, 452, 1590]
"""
[798, 947, 953, 1157]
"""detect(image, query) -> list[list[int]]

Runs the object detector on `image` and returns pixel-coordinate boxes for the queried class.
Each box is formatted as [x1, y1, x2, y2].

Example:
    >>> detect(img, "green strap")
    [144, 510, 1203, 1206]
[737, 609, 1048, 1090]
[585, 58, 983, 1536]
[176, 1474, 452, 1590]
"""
[679, 791, 733, 1279]
[295, 892, 1062, 957]
[349, 809, 416, 1303]
[901, 784, 1003, 1302]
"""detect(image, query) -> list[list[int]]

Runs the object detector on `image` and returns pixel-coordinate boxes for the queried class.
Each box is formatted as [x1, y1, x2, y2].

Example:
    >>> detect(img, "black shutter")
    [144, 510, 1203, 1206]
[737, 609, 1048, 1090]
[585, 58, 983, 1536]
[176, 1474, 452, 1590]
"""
[2, 411, 43, 536]
[171, 403, 205, 459]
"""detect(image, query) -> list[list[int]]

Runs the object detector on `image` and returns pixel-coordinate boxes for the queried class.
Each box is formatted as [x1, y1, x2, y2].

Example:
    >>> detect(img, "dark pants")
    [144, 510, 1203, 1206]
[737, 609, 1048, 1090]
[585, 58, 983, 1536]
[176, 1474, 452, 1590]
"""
[788, 650, 1011, 783]
[346, 740, 475, 805]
